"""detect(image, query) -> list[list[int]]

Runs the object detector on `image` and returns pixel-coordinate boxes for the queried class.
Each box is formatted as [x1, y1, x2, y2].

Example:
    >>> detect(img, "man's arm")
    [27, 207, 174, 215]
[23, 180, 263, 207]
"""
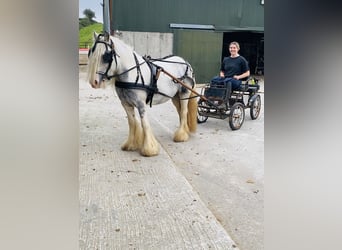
[233, 70, 250, 80]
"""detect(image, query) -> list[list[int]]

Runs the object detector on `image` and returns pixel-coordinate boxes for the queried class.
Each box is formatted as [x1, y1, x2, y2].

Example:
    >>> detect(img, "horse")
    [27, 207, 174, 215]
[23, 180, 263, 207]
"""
[87, 32, 198, 157]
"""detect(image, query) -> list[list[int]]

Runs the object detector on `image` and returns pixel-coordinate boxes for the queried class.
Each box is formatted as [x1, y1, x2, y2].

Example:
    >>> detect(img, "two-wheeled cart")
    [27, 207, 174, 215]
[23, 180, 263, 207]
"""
[197, 77, 262, 130]
[155, 67, 261, 131]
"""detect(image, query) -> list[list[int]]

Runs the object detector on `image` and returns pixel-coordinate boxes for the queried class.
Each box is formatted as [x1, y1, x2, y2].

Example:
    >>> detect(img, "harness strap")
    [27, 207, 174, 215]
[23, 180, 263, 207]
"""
[104, 62, 145, 80]
[143, 56, 162, 107]
[148, 56, 189, 66]
[115, 81, 173, 103]
[142, 56, 194, 106]
[133, 53, 145, 85]
[180, 94, 200, 100]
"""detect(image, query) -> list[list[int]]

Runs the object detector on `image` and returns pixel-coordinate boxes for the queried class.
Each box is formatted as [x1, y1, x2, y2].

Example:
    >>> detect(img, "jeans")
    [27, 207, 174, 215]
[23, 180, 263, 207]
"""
[211, 76, 241, 89]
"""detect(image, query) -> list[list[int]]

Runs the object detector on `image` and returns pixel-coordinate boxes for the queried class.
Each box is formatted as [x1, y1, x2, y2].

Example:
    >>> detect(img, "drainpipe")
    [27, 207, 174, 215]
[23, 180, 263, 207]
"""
[103, 0, 110, 33]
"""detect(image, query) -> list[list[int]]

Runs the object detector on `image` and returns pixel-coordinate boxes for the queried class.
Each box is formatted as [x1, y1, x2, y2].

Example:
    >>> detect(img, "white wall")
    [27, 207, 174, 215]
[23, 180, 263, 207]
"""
[117, 31, 173, 58]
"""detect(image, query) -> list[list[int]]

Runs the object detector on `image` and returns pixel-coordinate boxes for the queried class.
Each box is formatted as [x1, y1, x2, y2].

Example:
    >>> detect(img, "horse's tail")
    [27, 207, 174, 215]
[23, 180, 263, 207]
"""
[185, 64, 197, 133]
[187, 87, 198, 133]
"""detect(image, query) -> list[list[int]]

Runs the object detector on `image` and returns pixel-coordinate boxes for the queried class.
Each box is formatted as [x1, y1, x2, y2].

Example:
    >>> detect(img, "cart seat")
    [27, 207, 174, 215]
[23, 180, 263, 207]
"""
[235, 77, 260, 92]
[235, 83, 249, 92]
[204, 80, 229, 101]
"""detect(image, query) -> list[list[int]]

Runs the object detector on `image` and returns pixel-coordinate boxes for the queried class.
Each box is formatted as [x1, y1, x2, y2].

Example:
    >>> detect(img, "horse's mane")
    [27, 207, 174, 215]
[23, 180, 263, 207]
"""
[111, 36, 134, 55]
[87, 38, 106, 86]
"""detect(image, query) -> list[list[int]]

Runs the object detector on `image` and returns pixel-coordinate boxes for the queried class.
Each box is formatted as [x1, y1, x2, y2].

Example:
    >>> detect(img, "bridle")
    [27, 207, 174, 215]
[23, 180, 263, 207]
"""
[89, 33, 151, 82]
[88, 33, 119, 80]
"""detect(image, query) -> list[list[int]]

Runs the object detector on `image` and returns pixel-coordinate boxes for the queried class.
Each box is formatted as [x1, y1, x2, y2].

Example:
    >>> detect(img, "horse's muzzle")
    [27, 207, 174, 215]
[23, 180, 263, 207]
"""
[90, 72, 107, 88]
[91, 79, 102, 89]
[91, 75, 106, 88]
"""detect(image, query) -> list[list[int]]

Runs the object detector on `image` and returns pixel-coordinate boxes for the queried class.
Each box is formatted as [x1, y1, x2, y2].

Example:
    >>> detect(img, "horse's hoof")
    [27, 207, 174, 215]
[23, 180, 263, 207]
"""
[140, 147, 159, 157]
[121, 144, 138, 151]
[173, 132, 189, 142]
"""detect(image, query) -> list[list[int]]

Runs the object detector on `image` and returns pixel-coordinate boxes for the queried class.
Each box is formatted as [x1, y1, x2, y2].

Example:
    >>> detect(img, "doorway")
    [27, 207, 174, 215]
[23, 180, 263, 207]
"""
[222, 32, 264, 75]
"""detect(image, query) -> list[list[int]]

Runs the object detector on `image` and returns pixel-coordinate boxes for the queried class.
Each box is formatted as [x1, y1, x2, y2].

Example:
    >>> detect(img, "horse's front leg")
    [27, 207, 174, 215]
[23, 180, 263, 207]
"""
[121, 104, 143, 151]
[136, 102, 159, 157]
[172, 93, 190, 142]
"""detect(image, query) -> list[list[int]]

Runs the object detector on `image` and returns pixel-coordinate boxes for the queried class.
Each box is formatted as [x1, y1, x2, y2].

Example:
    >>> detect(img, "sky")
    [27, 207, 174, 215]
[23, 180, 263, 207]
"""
[79, 0, 103, 23]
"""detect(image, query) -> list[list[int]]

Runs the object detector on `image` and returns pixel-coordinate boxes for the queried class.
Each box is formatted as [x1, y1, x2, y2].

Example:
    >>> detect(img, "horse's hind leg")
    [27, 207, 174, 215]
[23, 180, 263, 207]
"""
[172, 93, 190, 142]
[121, 104, 143, 151]
[136, 103, 159, 157]
[171, 95, 181, 117]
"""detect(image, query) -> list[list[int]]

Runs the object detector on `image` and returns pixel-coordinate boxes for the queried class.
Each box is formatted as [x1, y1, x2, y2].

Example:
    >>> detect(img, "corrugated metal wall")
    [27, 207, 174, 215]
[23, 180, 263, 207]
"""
[111, 0, 264, 32]
[110, 0, 264, 82]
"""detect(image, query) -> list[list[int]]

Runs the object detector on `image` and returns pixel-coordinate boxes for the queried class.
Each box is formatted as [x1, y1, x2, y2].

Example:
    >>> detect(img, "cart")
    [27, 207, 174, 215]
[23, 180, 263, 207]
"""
[197, 77, 262, 130]
[152, 67, 261, 131]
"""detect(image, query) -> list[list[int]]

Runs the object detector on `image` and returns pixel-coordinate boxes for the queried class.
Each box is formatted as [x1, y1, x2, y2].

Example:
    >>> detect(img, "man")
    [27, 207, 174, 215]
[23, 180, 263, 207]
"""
[219, 41, 250, 92]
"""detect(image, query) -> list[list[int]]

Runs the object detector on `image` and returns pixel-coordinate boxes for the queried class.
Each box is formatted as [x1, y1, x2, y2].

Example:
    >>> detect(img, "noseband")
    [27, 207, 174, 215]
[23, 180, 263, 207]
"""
[88, 33, 119, 80]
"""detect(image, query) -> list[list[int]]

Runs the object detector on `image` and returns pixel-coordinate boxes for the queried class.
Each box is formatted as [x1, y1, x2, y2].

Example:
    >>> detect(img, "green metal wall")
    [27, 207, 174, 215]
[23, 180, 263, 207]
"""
[174, 30, 223, 83]
[110, 0, 264, 82]
[111, 0, 264, 32]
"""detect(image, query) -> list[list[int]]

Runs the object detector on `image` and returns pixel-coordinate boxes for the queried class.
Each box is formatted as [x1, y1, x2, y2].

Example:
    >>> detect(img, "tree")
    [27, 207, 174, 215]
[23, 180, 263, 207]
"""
[83, 9, 96, 22]
[79, 9, 97, 30]
[79, 18, 92, 30]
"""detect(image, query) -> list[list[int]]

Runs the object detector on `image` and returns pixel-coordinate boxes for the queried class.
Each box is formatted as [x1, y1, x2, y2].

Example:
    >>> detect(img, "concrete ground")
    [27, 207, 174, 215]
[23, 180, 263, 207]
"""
[79, 65, 264, 250]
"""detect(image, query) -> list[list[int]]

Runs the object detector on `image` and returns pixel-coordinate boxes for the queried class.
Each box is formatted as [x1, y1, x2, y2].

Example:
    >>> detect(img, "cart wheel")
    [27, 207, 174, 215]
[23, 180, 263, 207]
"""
[197, 101, 208, 123]
[229, 102, 245, 130]
[250, 94, 261, 120]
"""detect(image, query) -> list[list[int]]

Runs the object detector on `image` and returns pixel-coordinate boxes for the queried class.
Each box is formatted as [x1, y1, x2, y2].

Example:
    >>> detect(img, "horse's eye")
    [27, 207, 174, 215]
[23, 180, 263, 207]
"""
[102, 51, 113, 63]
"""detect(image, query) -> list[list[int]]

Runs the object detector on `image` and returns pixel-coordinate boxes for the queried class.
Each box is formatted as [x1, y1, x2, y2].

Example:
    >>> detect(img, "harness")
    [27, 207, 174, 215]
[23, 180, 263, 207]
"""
[90, 35, 193, 107]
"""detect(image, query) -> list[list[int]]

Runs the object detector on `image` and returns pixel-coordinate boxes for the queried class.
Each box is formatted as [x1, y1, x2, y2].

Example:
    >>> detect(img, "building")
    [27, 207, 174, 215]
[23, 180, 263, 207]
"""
[107, 0, 264, 83]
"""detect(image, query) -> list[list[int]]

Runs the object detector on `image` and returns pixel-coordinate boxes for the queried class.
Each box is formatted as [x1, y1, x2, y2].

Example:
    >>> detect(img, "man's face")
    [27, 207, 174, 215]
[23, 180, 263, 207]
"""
[229, 45, 239, 55]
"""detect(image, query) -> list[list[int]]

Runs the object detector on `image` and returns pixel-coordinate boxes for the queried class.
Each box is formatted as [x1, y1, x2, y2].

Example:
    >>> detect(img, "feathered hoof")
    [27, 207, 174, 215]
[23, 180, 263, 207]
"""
[173, 130, 190, 142]
[140, 145, 159, 157]
[121, 142, 139, 151]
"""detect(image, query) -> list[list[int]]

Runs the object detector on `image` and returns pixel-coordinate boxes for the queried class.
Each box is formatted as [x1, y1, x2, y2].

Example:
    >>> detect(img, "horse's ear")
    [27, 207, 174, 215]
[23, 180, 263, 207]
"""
[93, 31, 98, 41]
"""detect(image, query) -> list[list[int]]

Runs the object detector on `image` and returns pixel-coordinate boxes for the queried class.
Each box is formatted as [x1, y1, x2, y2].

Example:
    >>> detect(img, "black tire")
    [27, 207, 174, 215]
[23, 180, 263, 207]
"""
[229, 102, 245, 130]
[197, 101, 209, 123]
[250, 94, 261, 120]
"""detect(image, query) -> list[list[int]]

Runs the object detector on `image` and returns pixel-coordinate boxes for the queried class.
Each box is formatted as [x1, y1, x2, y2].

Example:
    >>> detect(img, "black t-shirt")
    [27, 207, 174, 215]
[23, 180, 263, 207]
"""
[220, 56, 249, 80]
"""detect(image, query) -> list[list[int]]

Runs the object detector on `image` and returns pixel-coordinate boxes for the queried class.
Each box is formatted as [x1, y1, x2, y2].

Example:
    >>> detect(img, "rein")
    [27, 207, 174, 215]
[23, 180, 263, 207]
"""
[102, 60, 146, 80]
[148, 56, 190, 66]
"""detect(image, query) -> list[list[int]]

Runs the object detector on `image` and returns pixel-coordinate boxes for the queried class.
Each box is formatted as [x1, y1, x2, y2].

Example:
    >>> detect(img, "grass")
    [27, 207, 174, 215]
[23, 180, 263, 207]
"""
[79, 23, 103, 48]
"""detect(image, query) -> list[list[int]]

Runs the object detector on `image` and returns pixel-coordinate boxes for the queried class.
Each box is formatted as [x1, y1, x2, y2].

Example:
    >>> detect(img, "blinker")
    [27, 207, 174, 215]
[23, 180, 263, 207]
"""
[102, 51, 113, 63]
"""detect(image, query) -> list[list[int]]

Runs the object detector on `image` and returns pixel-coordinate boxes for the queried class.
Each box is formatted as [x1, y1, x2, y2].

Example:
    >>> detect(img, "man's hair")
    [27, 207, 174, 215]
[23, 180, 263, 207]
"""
[229, 41, 240, 50]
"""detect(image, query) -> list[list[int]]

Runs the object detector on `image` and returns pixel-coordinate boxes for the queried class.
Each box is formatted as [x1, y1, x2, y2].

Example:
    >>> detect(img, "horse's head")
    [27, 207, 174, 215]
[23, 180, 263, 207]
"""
[87, 32, 118, 88]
